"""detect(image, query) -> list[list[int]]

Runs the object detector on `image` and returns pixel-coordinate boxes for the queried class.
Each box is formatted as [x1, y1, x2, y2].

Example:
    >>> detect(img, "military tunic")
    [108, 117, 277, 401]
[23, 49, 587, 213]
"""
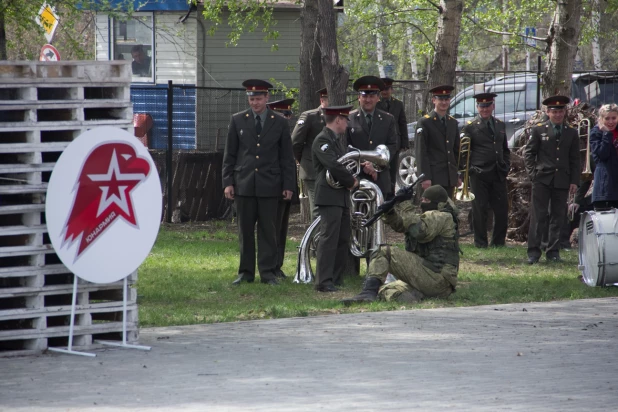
[222, 108, 296, 282]
[460, 115, 510, 247]
[312, 127, 356, 288]
[378, 97, 409, 194]
[523, 120, 580, 259]
[368, 201, 459, 299]
[346, 108, 398, 198]
[292, 107, 325, 220]
[415, 110, 460, 194]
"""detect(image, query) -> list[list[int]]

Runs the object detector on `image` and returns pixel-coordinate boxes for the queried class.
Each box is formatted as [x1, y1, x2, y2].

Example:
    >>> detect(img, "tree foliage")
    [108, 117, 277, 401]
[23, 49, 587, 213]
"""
[0, 0, 134, 60]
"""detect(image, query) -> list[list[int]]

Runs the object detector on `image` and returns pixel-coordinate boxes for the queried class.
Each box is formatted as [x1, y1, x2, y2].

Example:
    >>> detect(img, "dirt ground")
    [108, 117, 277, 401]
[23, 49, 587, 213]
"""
[167, 202, 506, 247]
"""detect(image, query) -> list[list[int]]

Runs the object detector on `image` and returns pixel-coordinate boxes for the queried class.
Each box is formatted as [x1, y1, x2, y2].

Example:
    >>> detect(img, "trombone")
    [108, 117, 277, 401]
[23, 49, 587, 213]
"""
[578, 118, 593, 180]
[454, 136, 475, 201]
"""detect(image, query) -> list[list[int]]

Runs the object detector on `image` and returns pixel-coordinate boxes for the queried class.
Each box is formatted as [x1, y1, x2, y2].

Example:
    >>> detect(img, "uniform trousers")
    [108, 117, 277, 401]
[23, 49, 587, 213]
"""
[315, 205, 350, 288]
[368, 246, 454, 298]
[303, 179, 319, 221]
[235, 195, 278, 282]
[469, 169, 508, 247]
[527, 181, 568, 259]
[275, 199, 292, 276]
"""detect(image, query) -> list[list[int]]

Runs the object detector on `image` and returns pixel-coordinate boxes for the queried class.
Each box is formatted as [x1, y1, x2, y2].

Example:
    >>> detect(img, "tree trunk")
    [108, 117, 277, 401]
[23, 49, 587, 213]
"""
[0, 14, 7, 60]
[406, 27, 419, 79]
[591, 0, 602, 70]
[299, 1, 323, 113]
[542, 0, 584, 98]
[501, 0, 509, 71]
[376, 32, 386, 78]
[423, 0, 464, 112]
[317, 0, 349, 106]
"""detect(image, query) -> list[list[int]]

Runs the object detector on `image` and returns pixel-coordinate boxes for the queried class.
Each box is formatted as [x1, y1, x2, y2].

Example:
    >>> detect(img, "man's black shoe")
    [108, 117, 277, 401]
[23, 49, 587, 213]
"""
[232, 275, 254, 285]
[547, 256, 562, 263]
[274, 270, 287, 279]
[315, 284, 339, 293]
[527, 257, 539, 265]
[261, 278, 280, 286]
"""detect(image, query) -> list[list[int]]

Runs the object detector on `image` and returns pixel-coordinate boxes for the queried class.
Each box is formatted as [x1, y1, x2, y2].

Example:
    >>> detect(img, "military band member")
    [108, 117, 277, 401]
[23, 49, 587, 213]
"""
[347, 76, 398, 198]
[524, 95, 579, 264]
[415, 85, 461, 197]
[222, 80, 296, 285]
[291, 88, 329, 221]
[460, 93, 510, 248]
[312, 105, 358, 292]
[267, 98, 297, 279]
[378, 77, 409, 195]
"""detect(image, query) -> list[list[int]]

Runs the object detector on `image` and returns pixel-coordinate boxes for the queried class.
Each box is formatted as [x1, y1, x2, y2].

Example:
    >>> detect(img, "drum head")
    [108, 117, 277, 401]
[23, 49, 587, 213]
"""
[579, 212, 601, 286]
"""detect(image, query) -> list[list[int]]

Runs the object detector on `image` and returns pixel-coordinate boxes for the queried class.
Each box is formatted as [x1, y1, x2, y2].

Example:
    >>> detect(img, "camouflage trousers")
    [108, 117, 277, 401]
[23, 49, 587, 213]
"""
[369, 246, 456, 299]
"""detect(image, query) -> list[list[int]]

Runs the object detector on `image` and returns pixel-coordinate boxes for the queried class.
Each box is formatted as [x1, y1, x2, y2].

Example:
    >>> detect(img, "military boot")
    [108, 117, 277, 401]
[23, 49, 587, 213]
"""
[341, 277, 382, 306]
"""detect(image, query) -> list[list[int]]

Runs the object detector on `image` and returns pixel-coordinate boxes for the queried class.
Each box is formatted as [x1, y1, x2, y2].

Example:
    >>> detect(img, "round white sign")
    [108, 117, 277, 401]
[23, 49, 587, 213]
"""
[46, 127, 162, 283]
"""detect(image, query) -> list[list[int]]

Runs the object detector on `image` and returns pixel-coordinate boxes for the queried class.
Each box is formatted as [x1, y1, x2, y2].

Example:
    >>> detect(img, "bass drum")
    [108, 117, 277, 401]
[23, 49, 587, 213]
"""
[578, 209, 618, 287]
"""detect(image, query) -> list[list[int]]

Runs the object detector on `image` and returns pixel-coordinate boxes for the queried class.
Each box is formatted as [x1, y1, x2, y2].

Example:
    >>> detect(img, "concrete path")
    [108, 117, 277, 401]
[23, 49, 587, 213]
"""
[1, 298, 618, 411]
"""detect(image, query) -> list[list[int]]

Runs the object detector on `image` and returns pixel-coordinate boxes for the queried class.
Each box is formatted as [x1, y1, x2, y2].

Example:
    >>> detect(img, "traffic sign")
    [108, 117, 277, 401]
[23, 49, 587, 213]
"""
[40, 44, 61, 61]
[525, 27, 536, 47]
[35, 3, 59, 43]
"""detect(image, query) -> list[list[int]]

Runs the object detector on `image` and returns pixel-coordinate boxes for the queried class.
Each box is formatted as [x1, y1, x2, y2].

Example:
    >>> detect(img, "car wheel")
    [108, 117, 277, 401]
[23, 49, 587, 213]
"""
[396, 148, 417, 188]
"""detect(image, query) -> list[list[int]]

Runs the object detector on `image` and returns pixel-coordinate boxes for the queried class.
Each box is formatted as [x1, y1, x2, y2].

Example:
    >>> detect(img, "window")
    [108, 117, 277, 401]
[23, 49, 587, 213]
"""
[113, 13, 154, 82]
[450, 95, 477, 118]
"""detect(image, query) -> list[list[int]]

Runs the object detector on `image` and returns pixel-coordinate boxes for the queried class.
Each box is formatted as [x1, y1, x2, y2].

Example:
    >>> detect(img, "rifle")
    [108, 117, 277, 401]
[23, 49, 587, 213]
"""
[363, 173, 424, 228]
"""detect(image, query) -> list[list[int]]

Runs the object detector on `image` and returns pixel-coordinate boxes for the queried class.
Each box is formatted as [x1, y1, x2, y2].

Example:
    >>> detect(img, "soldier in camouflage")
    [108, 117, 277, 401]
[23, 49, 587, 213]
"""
[341, 185, 460, 305]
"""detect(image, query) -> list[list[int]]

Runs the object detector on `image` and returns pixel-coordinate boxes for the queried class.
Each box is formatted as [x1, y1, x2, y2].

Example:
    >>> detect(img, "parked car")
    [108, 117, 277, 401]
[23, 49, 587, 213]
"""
[397, 72, 618, 187]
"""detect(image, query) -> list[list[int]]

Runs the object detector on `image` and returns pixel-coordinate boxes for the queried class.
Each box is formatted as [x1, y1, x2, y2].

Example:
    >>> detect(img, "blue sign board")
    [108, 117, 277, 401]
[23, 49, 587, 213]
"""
[525, 27, 536, 47]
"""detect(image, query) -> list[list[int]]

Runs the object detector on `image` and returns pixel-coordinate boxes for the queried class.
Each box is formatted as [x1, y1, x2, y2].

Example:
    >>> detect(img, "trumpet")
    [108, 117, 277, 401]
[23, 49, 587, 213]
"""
[454, 136, 475, 202]
[567, 190, 577, 222]
[578, 118, 593, 180]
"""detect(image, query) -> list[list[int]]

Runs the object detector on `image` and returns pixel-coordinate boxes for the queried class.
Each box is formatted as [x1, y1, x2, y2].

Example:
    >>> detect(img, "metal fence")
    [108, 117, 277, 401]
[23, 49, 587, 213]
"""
[131, 71, 618, 222]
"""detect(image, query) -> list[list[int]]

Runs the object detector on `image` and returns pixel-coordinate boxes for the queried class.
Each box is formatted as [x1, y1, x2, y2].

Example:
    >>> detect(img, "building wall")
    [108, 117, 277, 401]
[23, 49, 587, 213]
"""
[198, 10, 301, 89]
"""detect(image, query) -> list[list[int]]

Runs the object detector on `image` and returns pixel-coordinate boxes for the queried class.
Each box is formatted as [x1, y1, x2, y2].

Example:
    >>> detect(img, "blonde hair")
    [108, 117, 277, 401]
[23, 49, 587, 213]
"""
[599, 103, 618, 119]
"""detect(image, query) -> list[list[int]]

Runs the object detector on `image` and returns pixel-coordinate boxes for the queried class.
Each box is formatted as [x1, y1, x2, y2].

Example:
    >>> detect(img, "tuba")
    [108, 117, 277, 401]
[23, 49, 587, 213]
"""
[326, 145, 390, 189]
[454, 136, 475, 201]
[294, 146, 388, 283]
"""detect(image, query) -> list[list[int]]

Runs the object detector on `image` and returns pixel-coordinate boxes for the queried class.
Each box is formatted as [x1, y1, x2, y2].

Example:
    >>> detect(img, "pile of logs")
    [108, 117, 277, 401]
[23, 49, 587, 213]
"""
[506, 103, 598, 241]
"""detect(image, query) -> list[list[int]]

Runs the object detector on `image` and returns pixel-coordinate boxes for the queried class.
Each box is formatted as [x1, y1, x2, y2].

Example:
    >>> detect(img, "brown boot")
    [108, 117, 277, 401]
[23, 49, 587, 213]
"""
[341, 277, 382, 306]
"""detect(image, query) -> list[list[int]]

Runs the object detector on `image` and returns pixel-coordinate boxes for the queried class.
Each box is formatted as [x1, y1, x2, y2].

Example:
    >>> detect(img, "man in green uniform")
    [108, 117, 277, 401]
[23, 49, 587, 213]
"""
[347, 76, 398, 199]
[524, 95, 579, 264]
[341, 185, 459, 305]
[378, 77, 409, 196]
[267, 98, 296, 279]
[312, 105, 358, 292]
[415, 85, 461, 197]
[222, 80, 296, 285]
[460, 93, 510, 248]
[292, 88, 329, 221]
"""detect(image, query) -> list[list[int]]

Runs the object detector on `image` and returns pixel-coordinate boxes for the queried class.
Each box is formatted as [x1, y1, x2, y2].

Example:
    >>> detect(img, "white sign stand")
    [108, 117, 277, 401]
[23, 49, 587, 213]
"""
[95, 272, 151, 351]
[48, 275, 96, 357]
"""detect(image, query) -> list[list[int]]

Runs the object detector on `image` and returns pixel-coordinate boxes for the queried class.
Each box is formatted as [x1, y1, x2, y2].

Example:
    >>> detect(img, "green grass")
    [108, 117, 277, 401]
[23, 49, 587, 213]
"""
[136, 227, 618, 327]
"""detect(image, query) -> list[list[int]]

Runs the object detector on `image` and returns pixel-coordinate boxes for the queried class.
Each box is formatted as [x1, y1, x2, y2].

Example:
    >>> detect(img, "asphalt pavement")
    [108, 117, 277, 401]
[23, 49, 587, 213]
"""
[1, 298, 617, 411]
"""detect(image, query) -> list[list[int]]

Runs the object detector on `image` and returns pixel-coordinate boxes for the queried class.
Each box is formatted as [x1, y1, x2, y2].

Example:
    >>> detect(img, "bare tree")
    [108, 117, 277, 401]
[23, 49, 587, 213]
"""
[423, 0, 464, 112]
[317, 0, 349, 106]
[298, 1, 324, 113]
[543, 0, 584, 97]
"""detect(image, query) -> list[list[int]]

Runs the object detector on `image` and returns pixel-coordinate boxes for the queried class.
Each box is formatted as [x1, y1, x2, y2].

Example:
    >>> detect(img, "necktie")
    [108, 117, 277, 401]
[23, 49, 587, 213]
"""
[554, 126, 561, 141]
[366, 114, 372, 130]
[384, 99, 390, 112]
[487, 120, 495, 137]
[256, 115, 262, 135]
[441, 117, 446, 128]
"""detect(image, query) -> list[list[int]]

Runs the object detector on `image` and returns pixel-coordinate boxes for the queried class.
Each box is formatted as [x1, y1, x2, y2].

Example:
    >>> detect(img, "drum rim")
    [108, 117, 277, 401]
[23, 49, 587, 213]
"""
[579, 212, 602, 286]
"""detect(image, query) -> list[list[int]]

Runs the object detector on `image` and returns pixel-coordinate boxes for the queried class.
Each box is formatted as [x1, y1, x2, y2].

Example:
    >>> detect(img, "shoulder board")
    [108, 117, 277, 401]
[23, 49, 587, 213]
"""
[536, 123, 543, 126]
[424, 114, 430, 118]
[467, 121, 472, 124]
[448, 116, 453, 120]
[495, 119, 502, 123]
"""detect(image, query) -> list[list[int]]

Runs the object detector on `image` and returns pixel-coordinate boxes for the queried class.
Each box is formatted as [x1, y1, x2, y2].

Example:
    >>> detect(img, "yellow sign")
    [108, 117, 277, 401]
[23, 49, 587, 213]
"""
[36, 3, 59, 43]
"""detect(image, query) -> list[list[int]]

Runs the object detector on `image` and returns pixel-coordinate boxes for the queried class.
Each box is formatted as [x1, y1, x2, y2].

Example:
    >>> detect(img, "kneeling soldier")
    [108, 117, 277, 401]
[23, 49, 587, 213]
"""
[341, 185, 459, 304]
